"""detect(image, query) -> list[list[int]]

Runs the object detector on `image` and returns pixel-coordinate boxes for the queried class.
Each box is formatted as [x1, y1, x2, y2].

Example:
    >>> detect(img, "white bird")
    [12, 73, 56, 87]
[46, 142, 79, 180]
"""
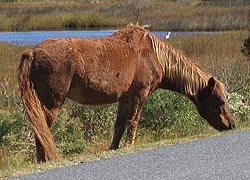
[165, 32, 171, 39]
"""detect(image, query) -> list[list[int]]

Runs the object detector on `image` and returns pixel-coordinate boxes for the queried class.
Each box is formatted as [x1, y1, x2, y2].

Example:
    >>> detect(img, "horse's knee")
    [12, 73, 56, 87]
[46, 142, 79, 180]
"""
[114, 119, 126, 131]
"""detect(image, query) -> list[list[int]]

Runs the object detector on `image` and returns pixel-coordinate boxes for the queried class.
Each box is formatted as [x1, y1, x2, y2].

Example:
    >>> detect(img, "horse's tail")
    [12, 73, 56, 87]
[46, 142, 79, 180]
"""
[18, 51, 59, 161]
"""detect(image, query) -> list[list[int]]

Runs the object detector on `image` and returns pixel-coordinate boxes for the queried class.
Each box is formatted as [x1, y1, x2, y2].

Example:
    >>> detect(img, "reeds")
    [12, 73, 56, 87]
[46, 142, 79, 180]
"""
[141, 5, 249, 31]
[0, 1, 249, 31]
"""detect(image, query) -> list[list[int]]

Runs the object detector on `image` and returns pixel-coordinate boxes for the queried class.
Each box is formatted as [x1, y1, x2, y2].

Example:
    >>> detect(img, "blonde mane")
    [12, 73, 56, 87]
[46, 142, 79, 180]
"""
[148, 33, 225, 97]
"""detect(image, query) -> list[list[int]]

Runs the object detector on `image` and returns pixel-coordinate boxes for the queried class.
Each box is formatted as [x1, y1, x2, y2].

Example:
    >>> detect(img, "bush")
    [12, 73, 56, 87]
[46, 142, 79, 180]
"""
[140, 90, 206, 140]
[228, 91, 250, 123]
[52, 106, 86, 155]
[0, 107, 35, 163]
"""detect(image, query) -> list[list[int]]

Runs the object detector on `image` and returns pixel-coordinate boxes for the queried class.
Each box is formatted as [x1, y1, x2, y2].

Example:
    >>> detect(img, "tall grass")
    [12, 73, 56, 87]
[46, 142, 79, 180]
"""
[140, 6, 249, 31]
[0, 31, 249, 177]
[0, 1, 249, 31]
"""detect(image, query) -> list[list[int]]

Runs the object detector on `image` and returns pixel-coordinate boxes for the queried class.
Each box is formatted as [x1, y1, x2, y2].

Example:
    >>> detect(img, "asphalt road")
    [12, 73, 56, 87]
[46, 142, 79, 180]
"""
[8, 130, 250, 180]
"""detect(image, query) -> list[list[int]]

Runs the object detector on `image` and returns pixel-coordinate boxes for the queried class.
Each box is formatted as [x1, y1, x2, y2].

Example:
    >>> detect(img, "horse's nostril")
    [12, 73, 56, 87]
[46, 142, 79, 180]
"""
[230, 124, 235, 130]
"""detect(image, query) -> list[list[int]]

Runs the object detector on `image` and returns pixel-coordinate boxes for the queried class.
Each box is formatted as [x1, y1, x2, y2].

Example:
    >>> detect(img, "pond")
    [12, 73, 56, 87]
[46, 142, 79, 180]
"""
[0, 30, 217, 45]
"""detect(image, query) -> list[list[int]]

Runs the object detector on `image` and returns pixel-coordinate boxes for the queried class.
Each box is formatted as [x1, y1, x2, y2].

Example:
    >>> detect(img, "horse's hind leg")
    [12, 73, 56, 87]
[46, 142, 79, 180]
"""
[32, 75, 71, 162]
[109, 99, 129, 150]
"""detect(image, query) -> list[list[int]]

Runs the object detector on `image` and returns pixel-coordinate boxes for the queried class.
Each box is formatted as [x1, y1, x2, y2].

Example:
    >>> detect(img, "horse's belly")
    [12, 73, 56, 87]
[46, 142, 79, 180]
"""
[67, 82, 129, 105]
[68, 59, 135, 105]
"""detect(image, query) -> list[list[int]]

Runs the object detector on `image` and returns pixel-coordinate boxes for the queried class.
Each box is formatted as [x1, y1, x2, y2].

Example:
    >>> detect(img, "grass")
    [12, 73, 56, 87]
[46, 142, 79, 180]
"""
[0, 0, 249, 31]
[0, 30, 249, 178]
[0, 130, 237, 178]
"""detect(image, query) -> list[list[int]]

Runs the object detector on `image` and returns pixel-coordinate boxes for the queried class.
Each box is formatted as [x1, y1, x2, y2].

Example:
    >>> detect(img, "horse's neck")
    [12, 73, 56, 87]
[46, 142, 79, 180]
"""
[159, 45, 209, 103]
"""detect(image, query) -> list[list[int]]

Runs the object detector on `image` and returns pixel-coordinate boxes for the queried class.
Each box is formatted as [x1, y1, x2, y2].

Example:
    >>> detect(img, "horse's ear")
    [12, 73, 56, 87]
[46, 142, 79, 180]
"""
[208, 77, 216, 90]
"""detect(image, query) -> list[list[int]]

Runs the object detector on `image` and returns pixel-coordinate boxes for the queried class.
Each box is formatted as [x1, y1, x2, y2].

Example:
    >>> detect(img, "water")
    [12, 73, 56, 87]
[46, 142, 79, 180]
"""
[0, 30, 116, 45]
[0, 30, 217, 46]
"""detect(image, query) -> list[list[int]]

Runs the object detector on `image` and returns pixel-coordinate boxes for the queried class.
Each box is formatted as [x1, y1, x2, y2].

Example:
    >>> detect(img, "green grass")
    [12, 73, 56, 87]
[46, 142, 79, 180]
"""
[0, 0, 249, 31]
[0, 30, 249, 178]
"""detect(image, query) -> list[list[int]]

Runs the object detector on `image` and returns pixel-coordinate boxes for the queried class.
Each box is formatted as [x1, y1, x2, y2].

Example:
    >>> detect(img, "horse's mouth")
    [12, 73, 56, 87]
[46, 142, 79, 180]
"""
[218, 123, 235, 131]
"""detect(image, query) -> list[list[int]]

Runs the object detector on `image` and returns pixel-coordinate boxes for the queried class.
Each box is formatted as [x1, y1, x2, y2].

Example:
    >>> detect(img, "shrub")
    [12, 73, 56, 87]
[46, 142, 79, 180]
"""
[0, 107, 35, 163]
[140, 90, 206, 139]
[228, 91, 250, 122]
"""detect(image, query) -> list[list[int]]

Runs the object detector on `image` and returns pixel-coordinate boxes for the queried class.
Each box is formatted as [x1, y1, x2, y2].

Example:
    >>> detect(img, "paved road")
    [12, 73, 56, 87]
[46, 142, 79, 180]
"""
[9, 130, 250, 180]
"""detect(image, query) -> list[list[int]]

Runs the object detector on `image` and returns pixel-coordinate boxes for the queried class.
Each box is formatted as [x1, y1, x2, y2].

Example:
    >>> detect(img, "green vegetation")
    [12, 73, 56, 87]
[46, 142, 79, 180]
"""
[0, 30, 249, 177]
[0, 0, 249, 31]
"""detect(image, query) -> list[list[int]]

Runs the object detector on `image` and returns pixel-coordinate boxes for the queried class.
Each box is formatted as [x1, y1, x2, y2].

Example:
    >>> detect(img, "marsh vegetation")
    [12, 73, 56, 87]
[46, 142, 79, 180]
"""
[0, 0, 249, 31]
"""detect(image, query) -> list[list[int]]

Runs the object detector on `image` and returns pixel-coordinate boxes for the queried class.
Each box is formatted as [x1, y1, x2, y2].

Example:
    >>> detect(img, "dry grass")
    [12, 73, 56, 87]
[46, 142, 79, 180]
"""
[0, 43, 27, 108]
[0, 1, 249, 31]
[0, 43, 26, 83]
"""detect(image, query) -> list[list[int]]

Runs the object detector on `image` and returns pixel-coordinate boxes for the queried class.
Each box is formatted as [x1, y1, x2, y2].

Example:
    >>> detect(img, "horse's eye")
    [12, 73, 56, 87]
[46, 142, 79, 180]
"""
[215, 98, 225, 106]
[218, 101, 225, 106]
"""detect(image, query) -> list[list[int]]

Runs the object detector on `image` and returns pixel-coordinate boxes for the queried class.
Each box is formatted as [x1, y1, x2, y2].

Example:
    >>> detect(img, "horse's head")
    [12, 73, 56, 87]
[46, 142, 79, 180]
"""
[197, 77, 235, 131]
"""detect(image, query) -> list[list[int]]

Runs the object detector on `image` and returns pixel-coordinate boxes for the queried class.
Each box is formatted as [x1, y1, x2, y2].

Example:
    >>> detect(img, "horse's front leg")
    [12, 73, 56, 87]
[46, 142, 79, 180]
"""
[124, 96, 146, 148]
[109, 99, 129, 150]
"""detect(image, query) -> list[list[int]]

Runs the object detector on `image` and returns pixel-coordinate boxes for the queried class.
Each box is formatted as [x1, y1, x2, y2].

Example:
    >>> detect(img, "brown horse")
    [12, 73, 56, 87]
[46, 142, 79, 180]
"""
[18, 25, 235, 163]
